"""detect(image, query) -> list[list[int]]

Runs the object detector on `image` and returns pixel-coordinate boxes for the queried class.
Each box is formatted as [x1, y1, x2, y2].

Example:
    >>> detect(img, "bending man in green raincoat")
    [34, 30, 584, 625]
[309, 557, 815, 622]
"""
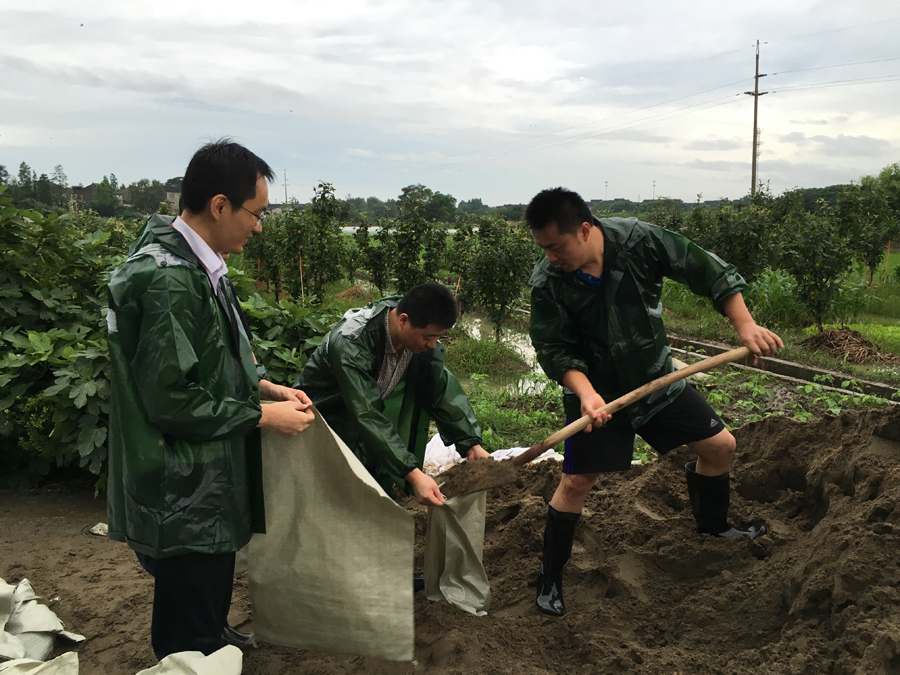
[295, 282, 489, 507]
[525, 188, 783, 617]
[107, 141, 315, 660]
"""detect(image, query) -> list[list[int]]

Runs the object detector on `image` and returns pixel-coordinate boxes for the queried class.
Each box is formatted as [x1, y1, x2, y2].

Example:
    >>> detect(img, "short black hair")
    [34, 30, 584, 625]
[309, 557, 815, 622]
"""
[180, 139, 275, 214]
[525, 187, 593, 235]
[397, 282, 458, 329]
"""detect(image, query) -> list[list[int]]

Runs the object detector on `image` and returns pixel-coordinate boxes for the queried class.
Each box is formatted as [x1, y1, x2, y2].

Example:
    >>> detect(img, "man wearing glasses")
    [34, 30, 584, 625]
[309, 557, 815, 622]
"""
[106, 140, 315, 660]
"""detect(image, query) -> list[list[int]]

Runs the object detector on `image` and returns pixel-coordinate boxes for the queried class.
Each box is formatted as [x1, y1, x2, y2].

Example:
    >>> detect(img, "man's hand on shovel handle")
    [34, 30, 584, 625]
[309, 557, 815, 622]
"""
[737, 323, 784, 364]
[724, 292, 784, 365]
[562, 370, 612, 432]
[580, 392, 612, 431]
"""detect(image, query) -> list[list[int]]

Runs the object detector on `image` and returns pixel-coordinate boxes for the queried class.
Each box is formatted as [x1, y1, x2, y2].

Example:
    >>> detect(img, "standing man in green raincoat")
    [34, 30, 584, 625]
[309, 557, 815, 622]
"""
[295, 283, 489, 507]
[525, 188, 783, 618]
[107, 141, 315, 660]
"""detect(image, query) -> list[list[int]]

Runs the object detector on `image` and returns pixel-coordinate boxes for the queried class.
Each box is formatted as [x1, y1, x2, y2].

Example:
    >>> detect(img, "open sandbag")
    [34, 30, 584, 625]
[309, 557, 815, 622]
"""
[248, 409, 414, 662]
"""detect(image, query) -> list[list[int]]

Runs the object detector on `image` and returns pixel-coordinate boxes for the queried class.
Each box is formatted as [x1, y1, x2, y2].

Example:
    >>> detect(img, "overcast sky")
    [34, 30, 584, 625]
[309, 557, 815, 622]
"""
[2, 0, 899, 205]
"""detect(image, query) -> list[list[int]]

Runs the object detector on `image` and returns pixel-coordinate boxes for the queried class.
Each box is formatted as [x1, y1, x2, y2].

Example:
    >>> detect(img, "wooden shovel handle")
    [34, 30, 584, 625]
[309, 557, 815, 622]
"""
[512, 346, 750, 467]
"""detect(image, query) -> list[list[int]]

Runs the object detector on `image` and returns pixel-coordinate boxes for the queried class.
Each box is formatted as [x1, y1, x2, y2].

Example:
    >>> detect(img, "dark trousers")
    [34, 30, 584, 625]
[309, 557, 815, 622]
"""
[136, 550, 235, 661]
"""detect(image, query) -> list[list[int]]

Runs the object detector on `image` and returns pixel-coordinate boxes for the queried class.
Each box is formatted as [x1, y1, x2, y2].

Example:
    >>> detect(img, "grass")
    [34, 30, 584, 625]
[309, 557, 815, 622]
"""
[443, 329, 531, 378]
[464, 373, 566, 453]
[460, 364, 897, 462]
[661, 274, 900, 386]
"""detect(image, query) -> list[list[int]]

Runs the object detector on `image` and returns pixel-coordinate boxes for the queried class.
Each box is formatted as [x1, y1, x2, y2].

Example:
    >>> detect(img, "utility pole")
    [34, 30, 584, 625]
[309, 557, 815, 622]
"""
[653, 180, 656, 200]
[744, 40, 767, 198]
[283, 169, 289, 205]
[605, 181, 609, 200]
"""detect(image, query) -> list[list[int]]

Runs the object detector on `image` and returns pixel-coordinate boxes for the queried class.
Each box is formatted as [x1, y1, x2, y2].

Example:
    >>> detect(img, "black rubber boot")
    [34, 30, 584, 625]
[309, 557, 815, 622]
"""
[413, 573, 425, 593]
[685, 461, 766, 539]
[535, 505, 580, 617]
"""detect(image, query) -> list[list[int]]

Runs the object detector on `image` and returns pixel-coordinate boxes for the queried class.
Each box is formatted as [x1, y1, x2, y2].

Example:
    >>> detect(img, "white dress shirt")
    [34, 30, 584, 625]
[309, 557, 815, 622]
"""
[170, 216, 228, 295]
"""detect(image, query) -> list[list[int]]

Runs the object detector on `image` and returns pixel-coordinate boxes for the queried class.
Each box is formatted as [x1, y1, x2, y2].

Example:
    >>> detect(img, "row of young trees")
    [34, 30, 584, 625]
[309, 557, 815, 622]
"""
[650, 163, 900, 329]
[243, 182, 541, 338]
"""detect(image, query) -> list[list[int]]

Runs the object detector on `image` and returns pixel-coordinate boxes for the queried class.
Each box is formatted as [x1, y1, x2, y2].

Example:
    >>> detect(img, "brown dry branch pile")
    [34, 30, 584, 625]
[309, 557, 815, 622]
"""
[3, 407, 900, 673]
[800, 327, 899, 364]
[335, 285, 373, 301]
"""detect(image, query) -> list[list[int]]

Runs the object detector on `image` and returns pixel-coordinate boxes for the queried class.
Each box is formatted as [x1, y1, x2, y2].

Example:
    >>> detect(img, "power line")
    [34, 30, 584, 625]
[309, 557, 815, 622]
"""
[767, 16, 900, 44]
[772, 73, 900, 92]
[772, 56, 900, 75]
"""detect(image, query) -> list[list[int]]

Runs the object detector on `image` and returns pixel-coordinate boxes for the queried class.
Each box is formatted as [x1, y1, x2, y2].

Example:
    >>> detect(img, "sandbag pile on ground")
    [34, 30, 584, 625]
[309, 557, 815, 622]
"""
[0, 578, 83, 664]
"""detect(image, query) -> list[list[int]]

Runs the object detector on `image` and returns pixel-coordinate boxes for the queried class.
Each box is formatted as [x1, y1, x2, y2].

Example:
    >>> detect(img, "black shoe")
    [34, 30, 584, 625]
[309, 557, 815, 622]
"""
[222, 624, 257, 649]
[413, 573, 425, 593]
[535, 562, 566, 617]
[685, 461, 767, 540]
[534, 505, 580, 617]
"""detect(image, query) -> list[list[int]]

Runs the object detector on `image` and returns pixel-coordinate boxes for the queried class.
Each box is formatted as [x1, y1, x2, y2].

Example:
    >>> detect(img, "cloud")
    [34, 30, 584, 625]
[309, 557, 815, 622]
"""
[684, 138, 744, 151]
[343, 148, 377, 159]
[683, 159, 746, 172]
[779, 132, 811, 145]
[778, 132, 891, 156]
[605, 129, 672, 144]
[789, 118, 829, 125]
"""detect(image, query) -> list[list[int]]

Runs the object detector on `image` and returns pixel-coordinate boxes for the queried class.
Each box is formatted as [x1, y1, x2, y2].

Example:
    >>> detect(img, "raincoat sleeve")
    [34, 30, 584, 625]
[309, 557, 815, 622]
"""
[327, 333, 420, 477]
[649, 225, 749, 314]
[130, 267, 263, 441]
[529, 281, 589, 384]
[425, 364, 482, 457]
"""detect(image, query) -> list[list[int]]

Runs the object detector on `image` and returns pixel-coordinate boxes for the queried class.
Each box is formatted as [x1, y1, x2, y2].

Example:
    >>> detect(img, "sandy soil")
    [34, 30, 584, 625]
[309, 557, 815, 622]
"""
[3, 406, 900, 674]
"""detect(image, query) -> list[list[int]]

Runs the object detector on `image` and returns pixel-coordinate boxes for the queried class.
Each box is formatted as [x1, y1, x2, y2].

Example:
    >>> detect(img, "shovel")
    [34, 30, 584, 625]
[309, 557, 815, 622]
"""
[439, 346, 750, 498]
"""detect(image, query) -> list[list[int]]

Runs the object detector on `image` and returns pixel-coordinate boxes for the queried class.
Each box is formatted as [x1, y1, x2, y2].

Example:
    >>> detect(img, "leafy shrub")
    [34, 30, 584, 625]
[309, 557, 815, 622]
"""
[0, 190, 338, 489]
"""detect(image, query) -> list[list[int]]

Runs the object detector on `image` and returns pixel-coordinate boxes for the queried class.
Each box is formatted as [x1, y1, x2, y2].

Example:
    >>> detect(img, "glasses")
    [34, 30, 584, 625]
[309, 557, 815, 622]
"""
[240, 205, 267, 224]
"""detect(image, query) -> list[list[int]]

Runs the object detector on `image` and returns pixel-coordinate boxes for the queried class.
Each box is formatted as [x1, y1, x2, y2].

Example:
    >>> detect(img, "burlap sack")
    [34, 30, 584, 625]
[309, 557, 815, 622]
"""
[424, 492, 491, 616]
[248, 410, 414, 661]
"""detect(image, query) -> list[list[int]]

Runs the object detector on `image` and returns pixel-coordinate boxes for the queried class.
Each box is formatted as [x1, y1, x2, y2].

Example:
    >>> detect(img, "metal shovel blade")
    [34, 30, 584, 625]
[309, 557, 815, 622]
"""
[438, 459, 518, 498]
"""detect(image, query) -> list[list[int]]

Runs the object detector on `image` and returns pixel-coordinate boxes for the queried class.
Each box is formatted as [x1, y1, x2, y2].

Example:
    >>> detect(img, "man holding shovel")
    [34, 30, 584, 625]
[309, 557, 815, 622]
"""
[525, 187, 782, 617]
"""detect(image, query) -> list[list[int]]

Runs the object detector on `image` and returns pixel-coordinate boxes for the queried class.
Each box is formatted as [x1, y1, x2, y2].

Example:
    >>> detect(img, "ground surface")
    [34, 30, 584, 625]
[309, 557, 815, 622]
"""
[3, 407, 900, 674]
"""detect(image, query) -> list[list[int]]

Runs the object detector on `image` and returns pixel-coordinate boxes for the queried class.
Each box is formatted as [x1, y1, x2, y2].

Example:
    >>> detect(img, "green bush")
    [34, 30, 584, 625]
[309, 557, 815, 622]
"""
[0, 191, 338, 489]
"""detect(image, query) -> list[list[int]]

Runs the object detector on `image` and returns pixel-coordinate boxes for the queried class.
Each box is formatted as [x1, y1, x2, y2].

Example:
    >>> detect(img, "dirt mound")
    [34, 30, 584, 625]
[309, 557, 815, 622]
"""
[800, 326, 898, 364]
[335, 285, 372, 301]
[5, 407, 900, 673]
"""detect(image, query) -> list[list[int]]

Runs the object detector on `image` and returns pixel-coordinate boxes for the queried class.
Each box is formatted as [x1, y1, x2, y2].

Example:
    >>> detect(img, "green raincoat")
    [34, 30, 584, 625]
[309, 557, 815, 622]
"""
[530, 216, 748, 428]
[295, 297, 482, 492]
[106, 215, 265, 559]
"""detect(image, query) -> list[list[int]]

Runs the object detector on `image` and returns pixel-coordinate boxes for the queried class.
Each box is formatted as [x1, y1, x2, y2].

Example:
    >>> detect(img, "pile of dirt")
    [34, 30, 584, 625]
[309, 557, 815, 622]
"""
[4, 406, 900, 673]
[800, 327, 899, 364]
[335, 285, 372, 301]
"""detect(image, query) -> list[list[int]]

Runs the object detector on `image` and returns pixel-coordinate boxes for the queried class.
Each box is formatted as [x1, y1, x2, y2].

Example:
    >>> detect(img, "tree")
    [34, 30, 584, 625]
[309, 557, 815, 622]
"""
[447, 217, 540, 339]
[51, 165, 68, 207]
[16, 162, 34, 201]
[394, 185, 433, 292]
[835, 179, 898, 287]
[0, 165, 8, 185]
[495, 204, 525, 221]
[457, 198, 489, 216]
[275, 183, 346, 303]
[91, 176, 119, 217]
[35, 173, 52, 206]
[128, 179, 166, 213]
[781, 200, 856, 330]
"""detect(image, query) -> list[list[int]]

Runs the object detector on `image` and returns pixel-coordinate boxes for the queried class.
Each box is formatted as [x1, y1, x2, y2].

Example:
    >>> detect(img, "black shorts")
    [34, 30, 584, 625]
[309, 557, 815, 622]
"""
[562, 383, 725, 474]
